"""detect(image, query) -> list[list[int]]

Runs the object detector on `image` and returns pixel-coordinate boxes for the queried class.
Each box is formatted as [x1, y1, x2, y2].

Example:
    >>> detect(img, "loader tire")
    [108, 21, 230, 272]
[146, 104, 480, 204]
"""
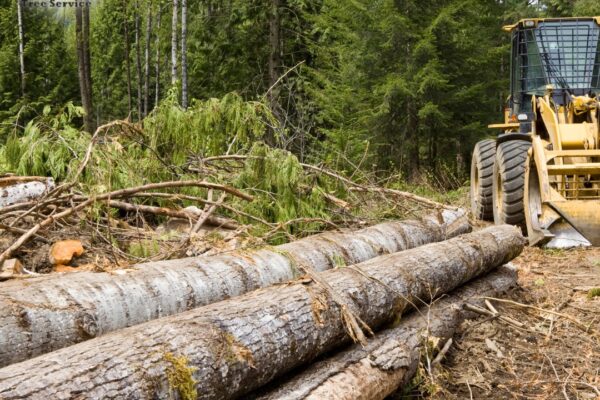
[493, 140, 531, 230]
[470, 139, 496, 221]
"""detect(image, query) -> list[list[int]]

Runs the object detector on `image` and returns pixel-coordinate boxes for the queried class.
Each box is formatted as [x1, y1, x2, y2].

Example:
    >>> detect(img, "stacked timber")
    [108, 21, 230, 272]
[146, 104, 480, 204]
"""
[0, 224, 525, 399]
[253, 265, 518, 399]
[0, 210, 468, 366]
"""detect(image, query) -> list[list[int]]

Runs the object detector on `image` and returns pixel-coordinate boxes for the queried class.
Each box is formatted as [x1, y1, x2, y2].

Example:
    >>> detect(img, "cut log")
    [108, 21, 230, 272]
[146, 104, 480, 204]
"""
[252, 264, 518, 400]
[0, 178, 55, 207]
[0, 225, 524, 399]
[0, 210, 468, 367]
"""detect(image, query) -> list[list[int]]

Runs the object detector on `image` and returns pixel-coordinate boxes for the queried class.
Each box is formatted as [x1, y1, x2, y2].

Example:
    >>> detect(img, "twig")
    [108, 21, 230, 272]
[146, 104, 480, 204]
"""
[432, 338, 453, 366]
[179, 193, 227, 249]
[466, 381, 474, 400]
[350, 187, 456, 211]
[264, 60, 305, 96]
[484, 297, 599, 337]
[464, 303, 525, 328]
[0, 223, 49, 243]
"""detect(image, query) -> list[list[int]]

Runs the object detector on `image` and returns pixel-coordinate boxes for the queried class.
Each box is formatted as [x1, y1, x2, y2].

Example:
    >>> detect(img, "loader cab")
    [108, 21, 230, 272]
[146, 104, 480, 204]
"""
[507, 18, 600, 117]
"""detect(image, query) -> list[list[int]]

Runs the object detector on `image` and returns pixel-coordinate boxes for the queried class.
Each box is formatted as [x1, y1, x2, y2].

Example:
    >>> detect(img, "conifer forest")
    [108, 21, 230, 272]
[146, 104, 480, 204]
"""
[0, 0, 600, 399]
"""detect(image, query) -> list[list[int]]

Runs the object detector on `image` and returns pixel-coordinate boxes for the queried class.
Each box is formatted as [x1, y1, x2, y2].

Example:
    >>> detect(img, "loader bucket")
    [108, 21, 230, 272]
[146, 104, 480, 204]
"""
[549, 201, 600, 246]
[525, 156, 600, 248]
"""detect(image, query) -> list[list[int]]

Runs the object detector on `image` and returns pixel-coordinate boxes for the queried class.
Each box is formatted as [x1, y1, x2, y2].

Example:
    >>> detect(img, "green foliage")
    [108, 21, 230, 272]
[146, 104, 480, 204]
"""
[1, 93, 274, 189]
[144, 90, 276, 165]
[587, 287, 600, 300]
[1, 103, 87, 178]
[0, 2, 78, 133]
[128, 239, 161, 258]
[235, 143, 331, 242]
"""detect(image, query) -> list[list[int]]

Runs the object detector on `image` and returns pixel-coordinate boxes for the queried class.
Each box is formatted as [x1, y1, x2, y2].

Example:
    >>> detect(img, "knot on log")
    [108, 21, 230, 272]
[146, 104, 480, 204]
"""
[77, 312, 99, 338]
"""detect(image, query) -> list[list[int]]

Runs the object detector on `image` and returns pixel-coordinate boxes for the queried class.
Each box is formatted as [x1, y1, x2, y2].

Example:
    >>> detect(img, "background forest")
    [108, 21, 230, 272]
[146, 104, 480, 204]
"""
[1, 0, 600, 188]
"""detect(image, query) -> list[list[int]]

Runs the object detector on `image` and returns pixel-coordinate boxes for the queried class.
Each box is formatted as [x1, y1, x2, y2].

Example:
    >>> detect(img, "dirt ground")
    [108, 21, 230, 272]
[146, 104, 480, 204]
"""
[433, 246, 600, 400]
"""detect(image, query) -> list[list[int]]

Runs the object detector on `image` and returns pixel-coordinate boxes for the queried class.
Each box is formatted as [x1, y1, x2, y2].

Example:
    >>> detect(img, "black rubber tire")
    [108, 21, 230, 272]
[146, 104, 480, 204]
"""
[470, 139, 496, 221]
[493, 140, 531, 230]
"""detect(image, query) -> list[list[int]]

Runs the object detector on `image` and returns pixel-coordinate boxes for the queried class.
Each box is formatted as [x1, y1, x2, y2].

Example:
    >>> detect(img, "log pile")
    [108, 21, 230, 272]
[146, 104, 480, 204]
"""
[252, 264, 518, 399]
[0, 209, 468, 367]
[0, 225, 525, 399]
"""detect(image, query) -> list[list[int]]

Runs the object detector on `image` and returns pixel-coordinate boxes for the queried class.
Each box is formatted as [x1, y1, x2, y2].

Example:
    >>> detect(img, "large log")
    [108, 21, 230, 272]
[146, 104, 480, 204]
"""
[252, 265, 518, 400]
[0, 225, 524, 400]
[0, 210, 468, 367]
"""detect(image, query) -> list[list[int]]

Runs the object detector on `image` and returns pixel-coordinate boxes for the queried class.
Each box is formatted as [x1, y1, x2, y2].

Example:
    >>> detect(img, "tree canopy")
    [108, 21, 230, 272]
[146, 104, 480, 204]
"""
[1, 0, 598, 186]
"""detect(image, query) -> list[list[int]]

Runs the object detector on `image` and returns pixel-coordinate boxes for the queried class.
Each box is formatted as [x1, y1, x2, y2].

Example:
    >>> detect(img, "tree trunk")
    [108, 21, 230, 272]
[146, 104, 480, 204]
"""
[83, 4, 94, 132]
[135, 1, 143, 120]
[0, 211, 467, 368]
[171, 0, 178, 86]
[0, 226, 524, 399]
[253, 265, 518, 400]
[76, 6, 94, 133]
[155, 6, 162, 107]
[143, 8, 152, 117]
[16, 0, 25, 97]
[180, 0, 188, 108]
[266, 0, 281, 144]
[123, 1, 132, 118]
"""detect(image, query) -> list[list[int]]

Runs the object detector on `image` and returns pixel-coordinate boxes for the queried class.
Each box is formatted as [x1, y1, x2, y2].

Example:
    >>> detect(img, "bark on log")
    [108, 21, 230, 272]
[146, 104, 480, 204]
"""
[0, 178, 55, 208]
[0, 225, 524, 399]
[0, 210, 467, 367]
[252, 264, 518, 400]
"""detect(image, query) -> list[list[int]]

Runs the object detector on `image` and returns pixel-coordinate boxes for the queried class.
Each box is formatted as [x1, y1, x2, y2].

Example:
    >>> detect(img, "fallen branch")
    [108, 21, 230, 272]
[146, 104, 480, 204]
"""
[350, 186, 456, 211]
[196, 155, 452, 210]
[106, 199, 238, 230]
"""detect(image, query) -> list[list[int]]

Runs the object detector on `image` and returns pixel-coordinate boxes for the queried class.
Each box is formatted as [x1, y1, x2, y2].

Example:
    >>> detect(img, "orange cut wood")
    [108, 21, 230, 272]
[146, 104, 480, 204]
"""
[49, 240, 84, 266]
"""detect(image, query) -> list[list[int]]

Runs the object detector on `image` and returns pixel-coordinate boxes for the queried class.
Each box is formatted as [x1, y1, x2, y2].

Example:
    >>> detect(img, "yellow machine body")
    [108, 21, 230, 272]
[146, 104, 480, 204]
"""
[525, 92, 600, 247]
[480, 16, 600, 247]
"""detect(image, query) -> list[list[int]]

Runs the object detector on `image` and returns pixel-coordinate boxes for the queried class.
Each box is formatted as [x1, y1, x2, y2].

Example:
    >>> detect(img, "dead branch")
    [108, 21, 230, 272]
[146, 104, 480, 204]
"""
[0, 180, 248, 264]
[105, 200, 238, 230]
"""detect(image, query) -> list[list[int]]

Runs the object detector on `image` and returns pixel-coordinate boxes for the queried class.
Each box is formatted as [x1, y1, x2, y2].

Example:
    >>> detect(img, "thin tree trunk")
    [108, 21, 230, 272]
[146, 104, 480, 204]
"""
[171, 0, 178, 86]
[0, 212, 468, 367]
[134, 1, 143, 120]
[181, 0, 188, 108]
[0, 226, 524, 399]
[143, 8, 152, 117]
[123, 1, 132, 118]
[76, 6, 94, 133]
[155, 6, 162, 106]
[266, 0, 281, 143]
[82, 5, 94, 132]
[254, 265, 518, 400]
[16, 0, 25, 97]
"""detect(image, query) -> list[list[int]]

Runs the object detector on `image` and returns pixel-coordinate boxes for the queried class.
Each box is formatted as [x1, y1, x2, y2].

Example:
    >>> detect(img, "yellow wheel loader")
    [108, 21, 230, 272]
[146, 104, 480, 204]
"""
[470, 17, 600, 247]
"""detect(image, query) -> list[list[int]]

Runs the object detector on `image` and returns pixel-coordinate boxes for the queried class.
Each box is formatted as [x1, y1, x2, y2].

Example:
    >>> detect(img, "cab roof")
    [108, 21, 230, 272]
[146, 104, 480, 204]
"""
[503, 17, 600, 32]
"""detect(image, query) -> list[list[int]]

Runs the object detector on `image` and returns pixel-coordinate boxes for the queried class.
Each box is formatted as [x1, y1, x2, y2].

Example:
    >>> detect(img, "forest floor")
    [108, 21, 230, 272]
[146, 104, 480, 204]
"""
[432, 244, 600, 400]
